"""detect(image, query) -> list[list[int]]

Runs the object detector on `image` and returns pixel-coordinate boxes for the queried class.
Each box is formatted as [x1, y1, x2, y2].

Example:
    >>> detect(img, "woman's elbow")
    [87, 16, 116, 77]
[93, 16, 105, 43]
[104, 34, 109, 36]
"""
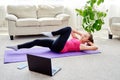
[94, 46, 98, 50]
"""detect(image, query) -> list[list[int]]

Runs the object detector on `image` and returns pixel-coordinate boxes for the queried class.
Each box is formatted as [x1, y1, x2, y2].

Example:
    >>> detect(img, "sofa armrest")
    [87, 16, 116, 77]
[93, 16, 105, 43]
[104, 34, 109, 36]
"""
[109, 17, 120, 24]
[5, 14, 18, 21]
[56, 13, 70, 20]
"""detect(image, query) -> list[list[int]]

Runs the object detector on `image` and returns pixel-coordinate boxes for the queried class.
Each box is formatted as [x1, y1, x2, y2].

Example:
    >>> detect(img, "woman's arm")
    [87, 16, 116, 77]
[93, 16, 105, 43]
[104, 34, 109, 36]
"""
[71, 28, 82, 39]
[72, 29, 82, 36]
[80, 42, 98, 50]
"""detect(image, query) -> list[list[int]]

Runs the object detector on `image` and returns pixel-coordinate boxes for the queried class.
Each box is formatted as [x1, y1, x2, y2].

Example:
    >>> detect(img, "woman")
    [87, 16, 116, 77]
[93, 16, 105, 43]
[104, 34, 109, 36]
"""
[7, 27, 98, 53]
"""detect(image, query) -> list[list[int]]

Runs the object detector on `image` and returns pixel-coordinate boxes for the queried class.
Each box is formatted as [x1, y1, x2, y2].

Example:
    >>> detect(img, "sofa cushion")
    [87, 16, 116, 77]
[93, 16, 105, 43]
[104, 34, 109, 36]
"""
[16, 18, 39, 27]
[7, 5, 37, 18]
[111, 23, 120, 30]
[38, 18, 62, 26]
[37, 4, 64, 18]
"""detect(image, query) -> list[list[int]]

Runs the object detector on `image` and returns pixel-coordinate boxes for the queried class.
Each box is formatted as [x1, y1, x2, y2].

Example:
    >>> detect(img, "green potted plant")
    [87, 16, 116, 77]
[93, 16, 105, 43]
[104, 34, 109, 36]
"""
[75, 0, 107, 33]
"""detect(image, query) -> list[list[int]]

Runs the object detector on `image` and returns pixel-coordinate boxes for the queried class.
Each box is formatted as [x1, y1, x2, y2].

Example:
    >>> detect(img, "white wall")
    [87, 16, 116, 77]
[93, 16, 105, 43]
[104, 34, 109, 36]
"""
[0, 6, 7, 28]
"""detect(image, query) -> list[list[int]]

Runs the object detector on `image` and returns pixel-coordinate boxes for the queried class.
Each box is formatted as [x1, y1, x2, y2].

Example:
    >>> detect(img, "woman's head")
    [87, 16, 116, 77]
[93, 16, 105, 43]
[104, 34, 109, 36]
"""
[88, 33, 94, 43]
[81, 32, 94, 43]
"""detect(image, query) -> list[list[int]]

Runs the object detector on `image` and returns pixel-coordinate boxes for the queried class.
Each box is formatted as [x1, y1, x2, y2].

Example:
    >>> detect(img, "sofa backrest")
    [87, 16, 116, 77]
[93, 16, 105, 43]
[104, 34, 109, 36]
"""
[7, 5, 37, 18]
[37, 4, 64, 18]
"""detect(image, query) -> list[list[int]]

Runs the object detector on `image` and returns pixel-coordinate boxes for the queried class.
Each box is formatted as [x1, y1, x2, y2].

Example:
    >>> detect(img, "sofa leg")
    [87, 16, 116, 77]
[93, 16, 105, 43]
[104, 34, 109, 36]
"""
[10, 35, 14, 40]
[108, 34, 113, 39]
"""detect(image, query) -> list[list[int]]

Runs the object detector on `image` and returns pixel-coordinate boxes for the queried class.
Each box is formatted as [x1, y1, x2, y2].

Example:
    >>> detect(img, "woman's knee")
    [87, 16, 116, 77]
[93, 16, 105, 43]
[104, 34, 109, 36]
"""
[33, 39, 40, 43]
[65, 26, 72, 32]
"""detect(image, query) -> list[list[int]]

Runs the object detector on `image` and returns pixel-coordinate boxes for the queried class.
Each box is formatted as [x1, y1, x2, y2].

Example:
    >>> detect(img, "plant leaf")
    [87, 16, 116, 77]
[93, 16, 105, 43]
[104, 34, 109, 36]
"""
[97, 0, 104, 5]
[75, 9, 83, 16]
[90, 11, 95, 20]
[96, 25, 101, 31]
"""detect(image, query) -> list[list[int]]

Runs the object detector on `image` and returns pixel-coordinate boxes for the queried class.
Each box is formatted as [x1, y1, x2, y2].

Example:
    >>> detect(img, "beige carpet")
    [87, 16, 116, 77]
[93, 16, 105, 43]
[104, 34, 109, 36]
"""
[0, 29, 120, 80]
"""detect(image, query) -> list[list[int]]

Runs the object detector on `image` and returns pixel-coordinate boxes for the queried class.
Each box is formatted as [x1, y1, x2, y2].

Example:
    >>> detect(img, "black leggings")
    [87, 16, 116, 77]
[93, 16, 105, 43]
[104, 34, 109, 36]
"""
[18, 27, 72, 53]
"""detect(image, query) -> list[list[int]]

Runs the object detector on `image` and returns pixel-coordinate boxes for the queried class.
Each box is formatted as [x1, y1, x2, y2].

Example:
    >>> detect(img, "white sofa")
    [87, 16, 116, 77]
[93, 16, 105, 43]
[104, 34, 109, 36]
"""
[108, 17, 120, 39]
[6, 4, 70, 40]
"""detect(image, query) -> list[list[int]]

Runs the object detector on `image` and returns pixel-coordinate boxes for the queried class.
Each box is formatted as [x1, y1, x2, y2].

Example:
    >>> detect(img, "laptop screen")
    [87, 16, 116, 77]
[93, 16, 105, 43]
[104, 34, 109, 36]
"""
[27, 54, 52, 76]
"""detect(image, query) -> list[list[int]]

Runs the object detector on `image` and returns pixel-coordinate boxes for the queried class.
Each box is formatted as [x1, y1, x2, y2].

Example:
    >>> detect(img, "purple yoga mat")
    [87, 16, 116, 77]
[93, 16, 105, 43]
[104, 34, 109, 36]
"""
[4, 47, 101, 64]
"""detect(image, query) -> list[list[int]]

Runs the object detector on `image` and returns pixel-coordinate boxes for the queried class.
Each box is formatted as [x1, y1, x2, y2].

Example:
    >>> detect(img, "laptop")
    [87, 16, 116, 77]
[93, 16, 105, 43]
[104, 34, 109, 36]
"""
[27, 54, 61, 76]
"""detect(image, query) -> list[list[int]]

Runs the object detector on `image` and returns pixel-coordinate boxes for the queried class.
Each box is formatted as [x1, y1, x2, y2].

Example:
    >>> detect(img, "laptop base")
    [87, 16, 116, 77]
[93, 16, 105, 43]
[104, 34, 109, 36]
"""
[52, 67, 61, 76]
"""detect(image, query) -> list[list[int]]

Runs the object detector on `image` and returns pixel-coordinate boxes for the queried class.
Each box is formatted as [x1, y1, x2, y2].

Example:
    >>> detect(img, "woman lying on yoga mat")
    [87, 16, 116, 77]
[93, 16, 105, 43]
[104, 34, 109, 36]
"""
[7, 27, 98, 53]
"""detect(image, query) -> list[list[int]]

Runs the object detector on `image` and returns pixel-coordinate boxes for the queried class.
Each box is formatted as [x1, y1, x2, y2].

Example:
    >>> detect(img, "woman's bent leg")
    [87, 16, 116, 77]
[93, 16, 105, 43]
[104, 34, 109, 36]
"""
[50, 27, 72, 52]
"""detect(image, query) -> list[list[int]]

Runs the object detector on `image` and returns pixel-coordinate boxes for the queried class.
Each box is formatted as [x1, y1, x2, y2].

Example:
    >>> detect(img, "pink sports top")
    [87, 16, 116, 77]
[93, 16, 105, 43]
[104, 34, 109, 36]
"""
[61, 38, 81, 53]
